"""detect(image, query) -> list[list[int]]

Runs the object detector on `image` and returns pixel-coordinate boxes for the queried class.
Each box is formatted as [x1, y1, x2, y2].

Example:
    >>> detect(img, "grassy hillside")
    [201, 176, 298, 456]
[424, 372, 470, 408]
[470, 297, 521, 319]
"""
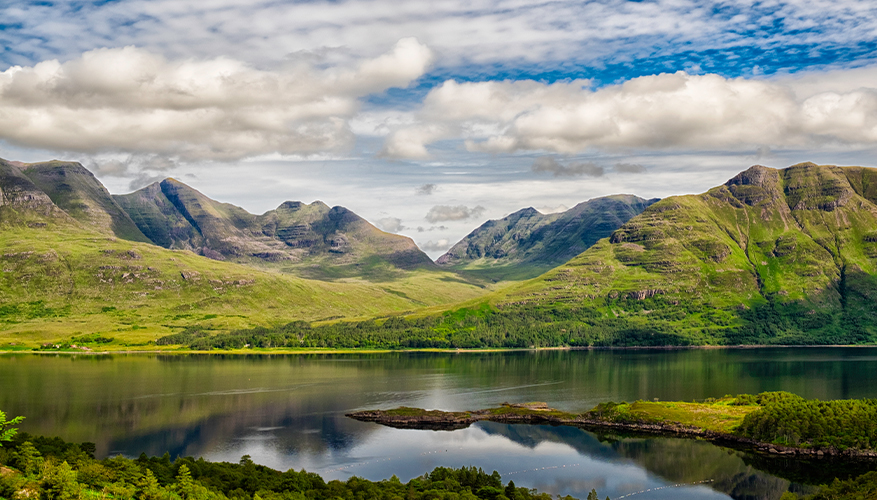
[0, 160, 489, 348]
[115, 178, 435, 280]
[437, 195, 657, 281]
[177, 163, 877, 349]
[491, 163, 877, 344]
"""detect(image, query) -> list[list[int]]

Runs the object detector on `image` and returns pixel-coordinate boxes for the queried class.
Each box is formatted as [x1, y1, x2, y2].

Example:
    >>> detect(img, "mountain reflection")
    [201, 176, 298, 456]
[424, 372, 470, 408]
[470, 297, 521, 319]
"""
[476, 422, 823, 500]
[5, 350, 877, 499]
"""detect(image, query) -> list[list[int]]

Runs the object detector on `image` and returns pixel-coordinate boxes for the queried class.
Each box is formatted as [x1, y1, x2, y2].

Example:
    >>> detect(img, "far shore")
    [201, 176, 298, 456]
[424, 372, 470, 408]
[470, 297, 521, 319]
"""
[1, 343, 876, 356]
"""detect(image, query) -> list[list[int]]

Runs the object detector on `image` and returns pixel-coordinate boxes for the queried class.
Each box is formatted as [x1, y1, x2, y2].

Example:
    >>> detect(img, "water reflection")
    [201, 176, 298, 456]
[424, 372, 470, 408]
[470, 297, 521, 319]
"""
[4, 349, 877, 499]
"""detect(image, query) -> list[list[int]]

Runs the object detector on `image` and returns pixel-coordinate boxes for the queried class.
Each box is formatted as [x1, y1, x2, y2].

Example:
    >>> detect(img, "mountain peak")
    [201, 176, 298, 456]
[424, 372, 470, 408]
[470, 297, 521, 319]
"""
[438, 194, 657, 280]
[725, 164, 778, 188]
[17, 160, 150, 242]
[495, 162, 877, 345]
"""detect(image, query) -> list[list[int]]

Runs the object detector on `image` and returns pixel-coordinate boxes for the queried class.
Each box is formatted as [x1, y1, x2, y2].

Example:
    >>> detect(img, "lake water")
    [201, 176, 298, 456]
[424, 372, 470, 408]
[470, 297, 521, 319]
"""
[3, 348, 877, 499]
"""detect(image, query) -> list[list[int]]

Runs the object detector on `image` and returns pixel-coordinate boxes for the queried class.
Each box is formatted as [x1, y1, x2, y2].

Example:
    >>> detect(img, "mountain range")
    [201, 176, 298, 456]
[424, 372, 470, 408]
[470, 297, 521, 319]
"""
[489, 162, 877, 344]
[0, 159, 489, 343]
[437, 194, 658, 280]
[5, 158, 877, 348]
[115, 178, 433, 280]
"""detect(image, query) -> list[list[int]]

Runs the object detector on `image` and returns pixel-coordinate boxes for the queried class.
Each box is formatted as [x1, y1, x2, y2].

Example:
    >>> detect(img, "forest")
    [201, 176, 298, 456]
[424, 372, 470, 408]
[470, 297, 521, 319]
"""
[0, 429, 596, 500]
[2, 413, 877, 499]
[736, 392, 877, 450]
[154, 297, 875, 351]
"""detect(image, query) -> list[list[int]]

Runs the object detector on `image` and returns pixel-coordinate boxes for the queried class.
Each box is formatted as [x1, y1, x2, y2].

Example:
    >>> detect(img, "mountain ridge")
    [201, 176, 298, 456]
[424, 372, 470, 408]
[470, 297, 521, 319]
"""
[0, 158, 491, 346]
[489, 162, 877, 344]
[115, 177, 435, 280]
[437, 194, 658, 280]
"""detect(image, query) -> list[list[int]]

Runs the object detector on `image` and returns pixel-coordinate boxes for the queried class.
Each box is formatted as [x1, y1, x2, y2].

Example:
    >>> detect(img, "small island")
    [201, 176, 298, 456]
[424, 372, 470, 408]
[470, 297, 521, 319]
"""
[348, 392, 877, 459]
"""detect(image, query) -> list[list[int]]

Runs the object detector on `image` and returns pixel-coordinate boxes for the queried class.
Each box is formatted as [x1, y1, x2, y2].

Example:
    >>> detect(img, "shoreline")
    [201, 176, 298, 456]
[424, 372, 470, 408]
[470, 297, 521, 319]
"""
[347, 406, 877, 460]
[1, 343, 875, 356]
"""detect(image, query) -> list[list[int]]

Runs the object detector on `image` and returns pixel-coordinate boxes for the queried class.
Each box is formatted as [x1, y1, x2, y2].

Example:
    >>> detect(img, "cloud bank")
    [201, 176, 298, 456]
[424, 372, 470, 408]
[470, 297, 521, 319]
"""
[382, 71, 877, 159]
[0, 39, 432, 161]
[532, 157, 604, 177]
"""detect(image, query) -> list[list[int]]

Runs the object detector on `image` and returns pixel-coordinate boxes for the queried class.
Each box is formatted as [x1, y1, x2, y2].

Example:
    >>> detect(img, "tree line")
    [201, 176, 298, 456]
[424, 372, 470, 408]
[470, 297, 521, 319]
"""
[0, 429, 601, 500]
[154, 293, 877, 351]
[736, 392, 877, 450]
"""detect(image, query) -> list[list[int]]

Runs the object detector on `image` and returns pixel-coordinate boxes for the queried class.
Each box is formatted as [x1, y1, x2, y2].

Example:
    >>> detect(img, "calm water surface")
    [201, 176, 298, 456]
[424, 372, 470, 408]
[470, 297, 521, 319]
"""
[3, 348, 877, 500]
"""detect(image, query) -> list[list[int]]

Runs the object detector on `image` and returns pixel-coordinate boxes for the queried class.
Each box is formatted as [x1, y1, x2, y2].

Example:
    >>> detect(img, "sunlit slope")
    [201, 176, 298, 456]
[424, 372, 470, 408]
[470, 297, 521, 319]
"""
[437, 195, 657, 281]
[492, 163, 877, 343]
[0, 162, 488, 345]
[0, 224, 487, 343]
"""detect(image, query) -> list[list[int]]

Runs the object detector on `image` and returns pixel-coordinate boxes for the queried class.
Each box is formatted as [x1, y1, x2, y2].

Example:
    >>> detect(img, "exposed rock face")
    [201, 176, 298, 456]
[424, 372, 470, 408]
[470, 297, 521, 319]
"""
[115, 177, 434, 277]
[19, 161, 151, 242]
[0, 160, 56, 211]
[438, 195, 658, 278]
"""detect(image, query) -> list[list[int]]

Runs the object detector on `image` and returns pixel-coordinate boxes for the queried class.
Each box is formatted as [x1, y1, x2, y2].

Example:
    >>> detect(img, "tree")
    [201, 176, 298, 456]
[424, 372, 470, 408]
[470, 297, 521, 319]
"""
[13, 441, 43, 476]
[137, 469, 169, 500]
[40, 460, 83, 500]
[0, 410, 24, 446]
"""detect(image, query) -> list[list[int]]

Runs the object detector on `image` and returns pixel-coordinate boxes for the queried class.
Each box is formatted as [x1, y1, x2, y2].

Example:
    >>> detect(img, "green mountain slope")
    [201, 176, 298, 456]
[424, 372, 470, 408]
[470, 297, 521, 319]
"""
[0, 159, 488, 347]
[200, 162, 877, 350]
[115, 178, 435, 280]
[492, 162, 877, 344]
[437, 195, 657, 280]
[20, 161, 151, 243]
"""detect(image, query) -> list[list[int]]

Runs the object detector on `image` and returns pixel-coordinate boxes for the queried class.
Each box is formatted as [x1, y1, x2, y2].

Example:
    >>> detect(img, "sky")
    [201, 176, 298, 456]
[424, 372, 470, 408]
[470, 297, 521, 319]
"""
[3, 1, 877, 258]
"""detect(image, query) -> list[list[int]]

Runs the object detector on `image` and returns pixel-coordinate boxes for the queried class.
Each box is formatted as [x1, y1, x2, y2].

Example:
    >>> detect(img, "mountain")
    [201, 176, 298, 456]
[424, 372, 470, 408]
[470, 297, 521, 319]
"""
[437, 195, 658, 280]
[13, 160, 152, 243]
[114, 178, 434, 280]
[0, 158, 488, 347]
[491, 162, 877, 344]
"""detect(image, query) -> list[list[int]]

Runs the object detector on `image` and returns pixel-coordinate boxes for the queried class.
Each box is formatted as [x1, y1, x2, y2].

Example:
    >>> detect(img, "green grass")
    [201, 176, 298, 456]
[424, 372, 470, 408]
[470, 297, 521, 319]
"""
[383, 407, 473, 419]
[605, 399, 760, 433]
[0, 221, 489, 348]
[478, 164, 877, 345]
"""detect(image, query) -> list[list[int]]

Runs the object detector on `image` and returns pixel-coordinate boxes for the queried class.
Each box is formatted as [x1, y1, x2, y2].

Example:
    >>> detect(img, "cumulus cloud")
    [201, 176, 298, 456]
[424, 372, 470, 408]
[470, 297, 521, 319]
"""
[416, 183, 438, 195]
[420, 239, 451, 252]
[383, 71, 877, 158]
[532, 157, 604, 177]
[614, 163, 647, 174]
[425, 205, 485, 223]
[0, 39, 432, 161]
[375, 217, 405, 233]
[379, 124, 449, 159]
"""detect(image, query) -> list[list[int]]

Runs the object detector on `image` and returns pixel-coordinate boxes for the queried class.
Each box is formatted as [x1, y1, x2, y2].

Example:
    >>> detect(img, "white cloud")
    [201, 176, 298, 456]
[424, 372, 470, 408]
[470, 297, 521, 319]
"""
[0, 39, 432, 161]
[425, 205, 486, 223]
[375, 217, 405, 233]
[4, 0, 875, 77]
[383, 71, 877, 158]
[420, 239, 451, 252]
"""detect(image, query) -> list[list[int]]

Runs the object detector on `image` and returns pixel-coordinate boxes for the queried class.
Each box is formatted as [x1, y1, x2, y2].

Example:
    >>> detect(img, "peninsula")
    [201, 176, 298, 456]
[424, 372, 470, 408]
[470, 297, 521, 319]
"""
[348, 392, 877, 459]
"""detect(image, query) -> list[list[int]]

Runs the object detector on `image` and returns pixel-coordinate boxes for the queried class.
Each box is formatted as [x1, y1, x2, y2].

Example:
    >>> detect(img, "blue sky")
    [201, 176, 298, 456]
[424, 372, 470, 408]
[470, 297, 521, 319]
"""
[3, 0, 877, 256]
